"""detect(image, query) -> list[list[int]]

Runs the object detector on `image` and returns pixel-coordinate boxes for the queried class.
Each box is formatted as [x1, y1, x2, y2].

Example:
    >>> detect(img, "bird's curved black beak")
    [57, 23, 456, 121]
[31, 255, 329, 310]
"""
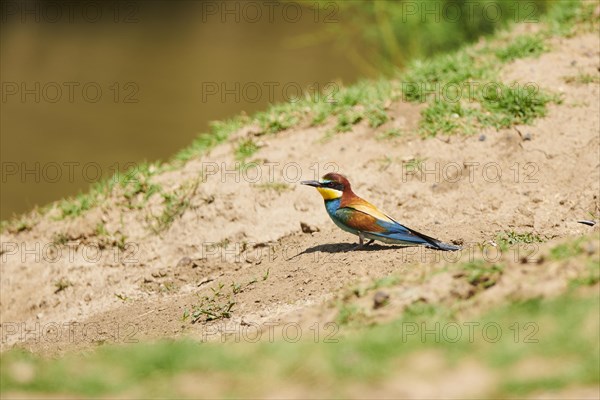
[301, 180, 322, 188]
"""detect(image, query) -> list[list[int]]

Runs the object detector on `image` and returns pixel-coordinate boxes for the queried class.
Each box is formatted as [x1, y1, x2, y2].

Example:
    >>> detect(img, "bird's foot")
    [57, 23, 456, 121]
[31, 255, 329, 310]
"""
[350, 239, 374, 251]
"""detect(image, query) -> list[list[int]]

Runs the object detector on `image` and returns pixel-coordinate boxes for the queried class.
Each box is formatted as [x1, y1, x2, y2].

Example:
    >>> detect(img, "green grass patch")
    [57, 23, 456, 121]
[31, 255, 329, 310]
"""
[57, 191, 97, 219]
[0, 215, 34, 233]
[47, 162, 163, 220]
[365, 104, 389, 128]
[174, 117, 247, 163]
[401, 49, 488, 103]
[334, 110, 363, 132]
[479, 82, 558, 128]
[461, 260, 504, 290]
[336, 303, 368, 327]
[416, 78, 559, 136]
[397, 8, 574, 137]
[234, 138, 260, 161]
[495, 34, 549, 62]
[549, 238, 585, 260]
[563, 72, 600, 85]
[419, 99, 485, 136]
[321, 79, 394, 133]
[254, 102, 302, 134]
[376, 128, 403, 140]
[546, 0, 599, 36]
[496, 231, 545, 251]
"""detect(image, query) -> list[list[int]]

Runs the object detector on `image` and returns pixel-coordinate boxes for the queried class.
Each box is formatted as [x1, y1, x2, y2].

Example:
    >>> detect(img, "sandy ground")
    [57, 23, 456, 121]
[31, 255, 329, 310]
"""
[0, 30, 599, 367]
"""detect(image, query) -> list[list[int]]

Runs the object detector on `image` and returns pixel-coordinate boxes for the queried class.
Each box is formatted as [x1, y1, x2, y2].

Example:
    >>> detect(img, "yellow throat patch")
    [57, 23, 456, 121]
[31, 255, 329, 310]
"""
[316, 187, 342, 200]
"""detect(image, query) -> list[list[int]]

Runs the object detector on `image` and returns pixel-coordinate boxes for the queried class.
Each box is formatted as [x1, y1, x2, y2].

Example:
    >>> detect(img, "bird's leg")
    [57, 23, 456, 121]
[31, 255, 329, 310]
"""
[351, 233, 375, 251]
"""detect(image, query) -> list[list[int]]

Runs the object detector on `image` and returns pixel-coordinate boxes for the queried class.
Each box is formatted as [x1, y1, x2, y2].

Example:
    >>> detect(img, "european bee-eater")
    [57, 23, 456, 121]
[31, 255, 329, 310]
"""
[301, 173, 460, 251]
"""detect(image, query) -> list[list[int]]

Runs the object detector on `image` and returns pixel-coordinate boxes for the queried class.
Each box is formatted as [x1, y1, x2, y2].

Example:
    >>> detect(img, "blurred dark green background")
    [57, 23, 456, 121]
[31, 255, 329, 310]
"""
[0, 0, 555, 220]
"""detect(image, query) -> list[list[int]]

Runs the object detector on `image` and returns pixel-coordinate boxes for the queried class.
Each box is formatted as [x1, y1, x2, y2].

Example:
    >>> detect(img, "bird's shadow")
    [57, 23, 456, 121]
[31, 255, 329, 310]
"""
[287, 242, 414, 261]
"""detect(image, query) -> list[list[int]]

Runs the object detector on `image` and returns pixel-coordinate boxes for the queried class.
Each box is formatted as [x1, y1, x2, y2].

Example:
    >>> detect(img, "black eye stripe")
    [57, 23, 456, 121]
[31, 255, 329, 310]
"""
[321, 181, 343, 190]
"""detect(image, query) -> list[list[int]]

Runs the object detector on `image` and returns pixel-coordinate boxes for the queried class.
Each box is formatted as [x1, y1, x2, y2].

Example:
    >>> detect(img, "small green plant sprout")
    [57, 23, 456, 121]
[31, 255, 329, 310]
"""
[231, 282, 242, 295]
[376, 156, 393, 172]
[187, 282, 237, 323]
[54, 278, 73, 294]
[377, 128, 403, 140]
[115, 293, 129, 302]
[402, 157, 427, 174]
[262, 268, 270, 281]
[147, 180, 199, 234]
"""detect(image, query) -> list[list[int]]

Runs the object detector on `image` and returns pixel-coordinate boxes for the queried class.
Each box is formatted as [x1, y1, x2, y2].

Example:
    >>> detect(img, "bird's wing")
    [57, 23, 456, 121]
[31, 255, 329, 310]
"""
[336, 198, 443, 247]
[345, 204, 395, 224]
[334, 206, 388, 233]
[335, 199, 409, 235]
[339, 196, 394, 221]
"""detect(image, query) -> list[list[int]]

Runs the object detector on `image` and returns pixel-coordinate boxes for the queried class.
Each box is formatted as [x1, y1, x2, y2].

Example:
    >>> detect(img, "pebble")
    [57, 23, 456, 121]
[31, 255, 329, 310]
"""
[300, 222, 319, 234]
[373, 291, 390, 309]
[523, 133, 532, 141]
[478, 134, 486, 142]
[294, 202, 309, 212]
[177, 257, 193, 268]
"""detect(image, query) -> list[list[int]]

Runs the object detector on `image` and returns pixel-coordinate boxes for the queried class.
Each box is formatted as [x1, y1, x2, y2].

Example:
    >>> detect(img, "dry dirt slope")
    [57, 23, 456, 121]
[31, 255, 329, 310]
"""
[0, 28, 599, 362]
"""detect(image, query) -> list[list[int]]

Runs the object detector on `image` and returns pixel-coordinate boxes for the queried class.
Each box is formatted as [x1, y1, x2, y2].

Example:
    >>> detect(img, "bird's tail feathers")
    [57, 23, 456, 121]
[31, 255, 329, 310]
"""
[427, 241, 461, 251]
[408, 227, 461, 252]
